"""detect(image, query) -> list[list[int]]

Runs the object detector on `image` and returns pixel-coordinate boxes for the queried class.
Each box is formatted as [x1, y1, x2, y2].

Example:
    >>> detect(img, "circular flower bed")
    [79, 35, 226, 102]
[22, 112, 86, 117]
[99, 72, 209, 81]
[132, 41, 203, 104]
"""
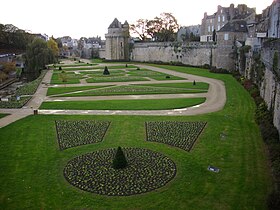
[64, 148, 176, 196]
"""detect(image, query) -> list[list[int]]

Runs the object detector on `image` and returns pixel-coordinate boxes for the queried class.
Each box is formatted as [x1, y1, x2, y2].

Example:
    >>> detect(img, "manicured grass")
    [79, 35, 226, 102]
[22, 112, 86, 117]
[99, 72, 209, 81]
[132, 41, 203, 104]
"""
[50, 72, 83, 84]
[86, 76, 149, 83]
[40, 98, 206, 110]
[55, 85, 207, 97]
[0, 113, 8, 119]
[0, 65, 271, 209]
[47, 86, 111, 96]
[138, 82, 209, 90]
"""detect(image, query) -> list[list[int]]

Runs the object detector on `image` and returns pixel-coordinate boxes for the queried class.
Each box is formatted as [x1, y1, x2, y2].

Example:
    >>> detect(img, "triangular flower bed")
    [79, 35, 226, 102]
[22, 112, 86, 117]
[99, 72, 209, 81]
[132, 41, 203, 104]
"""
[145, 121, 207, 152]
[55, 120, 110, 150]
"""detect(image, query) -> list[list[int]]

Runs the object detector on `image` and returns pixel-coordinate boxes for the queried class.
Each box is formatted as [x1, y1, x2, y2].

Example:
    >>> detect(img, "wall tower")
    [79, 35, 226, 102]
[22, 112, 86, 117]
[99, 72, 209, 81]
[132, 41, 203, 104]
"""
[105, 18, 130, 61]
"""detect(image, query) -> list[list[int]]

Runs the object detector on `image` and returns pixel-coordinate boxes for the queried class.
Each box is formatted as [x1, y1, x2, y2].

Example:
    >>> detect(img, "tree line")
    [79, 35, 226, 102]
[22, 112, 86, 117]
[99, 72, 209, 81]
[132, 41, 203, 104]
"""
[0, 23, 59, 80]
[130, 12, 179, 42]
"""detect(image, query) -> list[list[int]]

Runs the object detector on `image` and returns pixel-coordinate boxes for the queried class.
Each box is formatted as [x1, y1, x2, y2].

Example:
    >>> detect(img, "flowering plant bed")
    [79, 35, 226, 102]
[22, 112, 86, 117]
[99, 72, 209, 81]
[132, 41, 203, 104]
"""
[146, 121, 207, 151]
[55, 120, 110, 150]
[64, 148, 176, 196]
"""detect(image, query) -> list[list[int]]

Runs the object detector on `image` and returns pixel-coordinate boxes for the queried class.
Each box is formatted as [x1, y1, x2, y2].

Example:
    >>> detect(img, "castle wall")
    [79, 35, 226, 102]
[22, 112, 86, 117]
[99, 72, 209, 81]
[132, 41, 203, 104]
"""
[131, 42, 216, 67]
[260, 40, 280, 133]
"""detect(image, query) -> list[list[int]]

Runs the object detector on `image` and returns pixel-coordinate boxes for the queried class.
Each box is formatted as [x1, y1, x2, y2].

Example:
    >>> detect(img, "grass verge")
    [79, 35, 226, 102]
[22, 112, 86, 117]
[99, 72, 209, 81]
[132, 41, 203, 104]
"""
[40, 98, 206, 110]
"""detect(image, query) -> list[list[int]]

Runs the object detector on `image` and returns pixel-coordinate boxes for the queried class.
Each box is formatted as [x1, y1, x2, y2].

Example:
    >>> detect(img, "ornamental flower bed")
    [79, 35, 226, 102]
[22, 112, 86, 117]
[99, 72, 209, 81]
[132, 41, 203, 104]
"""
[55, 120, 110, 150]
[16, 70, 47, 96]
[146, 121, 207, 152]
[64, 147, 176, 196]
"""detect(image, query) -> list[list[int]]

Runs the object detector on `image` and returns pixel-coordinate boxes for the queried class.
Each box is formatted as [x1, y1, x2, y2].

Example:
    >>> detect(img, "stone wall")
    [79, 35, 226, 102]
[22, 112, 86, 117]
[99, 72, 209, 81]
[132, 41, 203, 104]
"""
[130, 42, 216, 67]
[260, 40, 280, 133]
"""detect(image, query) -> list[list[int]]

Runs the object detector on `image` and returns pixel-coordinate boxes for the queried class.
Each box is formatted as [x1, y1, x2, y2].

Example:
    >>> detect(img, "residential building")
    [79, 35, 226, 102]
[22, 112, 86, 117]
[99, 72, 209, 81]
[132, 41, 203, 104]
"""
[200, 3, 256, 42]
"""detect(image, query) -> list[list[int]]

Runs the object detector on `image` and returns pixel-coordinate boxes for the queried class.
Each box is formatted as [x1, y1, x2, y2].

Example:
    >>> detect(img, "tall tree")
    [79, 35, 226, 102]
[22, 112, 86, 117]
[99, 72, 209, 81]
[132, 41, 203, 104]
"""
[131, 13, 179, 42]
[24, 38, 54, 79]
[130, 19, 150, 41]
[47, 37, 59, 62]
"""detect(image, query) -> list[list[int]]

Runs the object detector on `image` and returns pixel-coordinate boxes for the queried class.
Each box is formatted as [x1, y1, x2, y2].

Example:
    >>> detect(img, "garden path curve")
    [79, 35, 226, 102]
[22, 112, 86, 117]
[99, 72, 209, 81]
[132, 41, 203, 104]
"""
[0, 64, 226, 128]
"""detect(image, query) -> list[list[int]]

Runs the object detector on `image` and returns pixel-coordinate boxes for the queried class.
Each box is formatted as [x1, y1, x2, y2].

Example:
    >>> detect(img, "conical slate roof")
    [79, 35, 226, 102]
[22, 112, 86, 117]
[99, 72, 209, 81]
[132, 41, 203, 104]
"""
[109, 18, 122, 28]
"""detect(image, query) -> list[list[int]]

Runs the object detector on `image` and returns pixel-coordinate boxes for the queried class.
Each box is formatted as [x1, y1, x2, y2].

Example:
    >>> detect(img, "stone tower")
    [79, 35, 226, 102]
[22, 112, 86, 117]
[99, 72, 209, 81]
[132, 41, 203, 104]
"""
[105, 18, 130, 61]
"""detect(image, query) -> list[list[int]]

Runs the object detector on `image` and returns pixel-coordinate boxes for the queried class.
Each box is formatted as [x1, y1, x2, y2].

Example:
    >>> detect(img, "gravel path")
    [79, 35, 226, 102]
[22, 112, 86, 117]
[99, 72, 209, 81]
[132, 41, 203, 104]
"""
[0, 63, 226, 128]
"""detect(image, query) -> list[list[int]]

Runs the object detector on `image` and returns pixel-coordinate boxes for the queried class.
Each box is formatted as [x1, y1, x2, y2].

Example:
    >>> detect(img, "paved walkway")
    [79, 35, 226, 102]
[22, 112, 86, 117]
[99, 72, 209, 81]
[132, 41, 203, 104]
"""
[0, 70, 53, 128]
[0, 63, 226, 128]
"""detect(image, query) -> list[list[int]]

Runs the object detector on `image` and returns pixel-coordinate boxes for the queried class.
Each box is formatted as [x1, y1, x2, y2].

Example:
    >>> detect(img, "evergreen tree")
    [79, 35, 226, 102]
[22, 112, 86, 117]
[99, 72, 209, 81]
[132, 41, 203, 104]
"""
[103, 66, 110, 75]
[112, 147, 128, 169]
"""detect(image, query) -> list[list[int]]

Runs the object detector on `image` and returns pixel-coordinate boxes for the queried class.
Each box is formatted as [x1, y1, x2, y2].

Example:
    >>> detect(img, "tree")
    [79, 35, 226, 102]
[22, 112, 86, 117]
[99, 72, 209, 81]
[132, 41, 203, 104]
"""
[131, 13, 179, 42]
[47, 37, 59, 62]
[0, 23, 35, 51]
[24, 38, 54, 80]
[1, 61, 16, 74]
[130, 19, 150, 41]
[112, 147, 128, 169]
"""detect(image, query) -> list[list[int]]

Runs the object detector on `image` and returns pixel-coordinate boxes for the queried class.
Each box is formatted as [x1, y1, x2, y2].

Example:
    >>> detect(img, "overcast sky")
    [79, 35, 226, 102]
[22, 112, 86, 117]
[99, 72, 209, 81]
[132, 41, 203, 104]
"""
[0, 0, 273, 39]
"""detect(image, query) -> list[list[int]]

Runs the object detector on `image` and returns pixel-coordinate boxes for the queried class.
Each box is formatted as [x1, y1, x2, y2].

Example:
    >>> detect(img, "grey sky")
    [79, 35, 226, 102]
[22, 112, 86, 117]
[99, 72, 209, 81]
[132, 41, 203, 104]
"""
[0, 0, 273, 39]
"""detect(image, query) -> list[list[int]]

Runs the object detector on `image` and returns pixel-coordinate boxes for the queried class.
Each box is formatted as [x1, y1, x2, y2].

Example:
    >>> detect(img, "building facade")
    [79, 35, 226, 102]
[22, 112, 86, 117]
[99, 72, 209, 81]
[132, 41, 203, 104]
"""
[105, 18, 130, 61]
[200, 4, 256, 42]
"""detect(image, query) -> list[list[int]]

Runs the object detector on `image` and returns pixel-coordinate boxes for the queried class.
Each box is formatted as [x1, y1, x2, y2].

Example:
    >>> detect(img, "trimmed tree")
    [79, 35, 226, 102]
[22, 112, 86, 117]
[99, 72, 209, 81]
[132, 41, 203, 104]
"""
[112, 146, 128, 169]
[193, 80, 196, 85]
[103, 66, 110, 75]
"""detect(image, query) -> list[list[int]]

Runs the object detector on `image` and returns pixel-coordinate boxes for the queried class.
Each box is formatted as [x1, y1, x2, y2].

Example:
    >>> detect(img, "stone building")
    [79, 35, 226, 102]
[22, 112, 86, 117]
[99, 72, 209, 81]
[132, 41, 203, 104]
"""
[216, 20, 248, 71]
[105, 18, 130, 61]
[177, 25, 200, 42]
[200, 3, 256, 42]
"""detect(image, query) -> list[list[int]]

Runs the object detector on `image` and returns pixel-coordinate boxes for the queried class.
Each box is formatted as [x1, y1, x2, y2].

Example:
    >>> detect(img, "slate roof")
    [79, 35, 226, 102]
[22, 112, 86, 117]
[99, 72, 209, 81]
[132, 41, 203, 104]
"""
[108, 18, 122, 28]
[219, 20, 248, 32]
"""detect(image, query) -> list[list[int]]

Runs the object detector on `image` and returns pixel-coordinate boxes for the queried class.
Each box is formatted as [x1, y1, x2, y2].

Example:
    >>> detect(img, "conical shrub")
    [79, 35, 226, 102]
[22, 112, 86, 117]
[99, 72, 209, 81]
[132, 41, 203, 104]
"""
[103, 66, 110, 75]
[112, 146, 128, 169]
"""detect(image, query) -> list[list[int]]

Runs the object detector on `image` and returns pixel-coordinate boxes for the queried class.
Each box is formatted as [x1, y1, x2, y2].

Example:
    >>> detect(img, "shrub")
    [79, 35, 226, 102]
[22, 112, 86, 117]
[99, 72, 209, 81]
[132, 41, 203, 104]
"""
[166, 75, 170, 79]
[59, 66, 62, 70]
[112, 147, 128, 169]
[193, 80, 196, 85]
[103, 66, 110, 75]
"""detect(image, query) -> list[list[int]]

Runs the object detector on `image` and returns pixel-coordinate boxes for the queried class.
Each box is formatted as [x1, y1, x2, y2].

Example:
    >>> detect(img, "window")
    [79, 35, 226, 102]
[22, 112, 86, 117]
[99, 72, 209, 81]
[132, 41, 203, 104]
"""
[212, 26, 214, 32]
[218, 16, 220, 22]
[208, 26, 211, 32]
[210, 19, 212, 23]
[222, 16, 225, 22]
[224, 33, 229, 40]
[221, 9, 223, 13]
[218, 25, 220, 30]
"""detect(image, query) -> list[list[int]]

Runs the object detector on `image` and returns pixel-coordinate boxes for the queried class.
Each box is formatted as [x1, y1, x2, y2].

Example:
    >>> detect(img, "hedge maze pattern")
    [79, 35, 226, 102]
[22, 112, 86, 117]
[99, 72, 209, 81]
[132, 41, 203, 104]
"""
[55, 120, 110, 150]
[146, 121, 207, 151]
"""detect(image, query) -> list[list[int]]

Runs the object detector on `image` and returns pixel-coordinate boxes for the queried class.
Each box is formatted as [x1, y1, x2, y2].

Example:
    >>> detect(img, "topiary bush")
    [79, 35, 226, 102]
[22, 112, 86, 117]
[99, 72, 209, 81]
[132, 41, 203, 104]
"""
[112, 146, 128, 169]
[103, 66, 110, 75]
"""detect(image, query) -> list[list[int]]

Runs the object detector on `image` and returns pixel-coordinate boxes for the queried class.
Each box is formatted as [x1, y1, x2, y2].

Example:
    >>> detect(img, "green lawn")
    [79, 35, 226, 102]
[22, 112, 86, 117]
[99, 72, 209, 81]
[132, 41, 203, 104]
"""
[40, 98, 206, 110]
[0, 65, 271, 210]
[0, 113, 8, 119]
[86, 76, 150, 83]
[137, 82, 209, 90]
[47, 86, 111, 96]
[53, 84, 207, 97]
[50, 72, 83, 84]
